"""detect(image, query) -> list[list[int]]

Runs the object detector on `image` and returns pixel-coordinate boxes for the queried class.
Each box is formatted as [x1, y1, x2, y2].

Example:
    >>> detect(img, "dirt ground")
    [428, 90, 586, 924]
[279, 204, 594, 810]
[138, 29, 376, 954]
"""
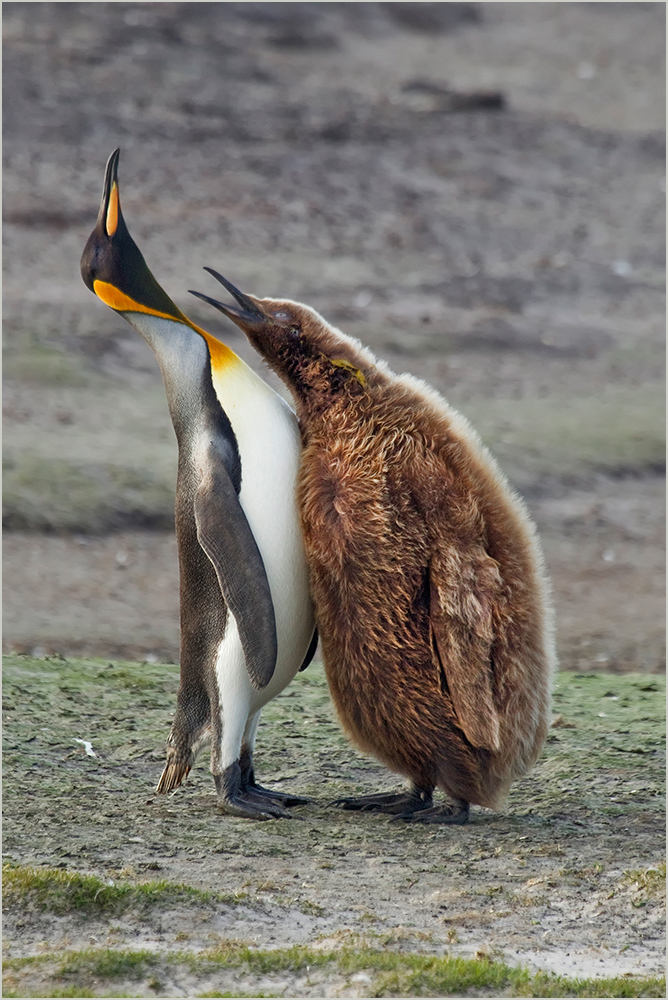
[2, 656, 666, 997]
[2, 2, 665, 996]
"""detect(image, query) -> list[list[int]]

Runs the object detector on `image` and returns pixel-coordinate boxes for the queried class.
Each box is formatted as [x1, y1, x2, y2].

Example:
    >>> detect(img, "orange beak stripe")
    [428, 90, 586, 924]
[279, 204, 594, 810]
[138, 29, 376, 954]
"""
[105, 182, 119, 237]
[92, 280, 239, 371]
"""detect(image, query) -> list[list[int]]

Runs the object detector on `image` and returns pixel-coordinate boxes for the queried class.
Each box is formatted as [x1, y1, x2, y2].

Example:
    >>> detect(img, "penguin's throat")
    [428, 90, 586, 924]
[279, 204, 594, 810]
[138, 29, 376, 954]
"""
[93, 280, 183, 321]
[94, 280, 240, 375]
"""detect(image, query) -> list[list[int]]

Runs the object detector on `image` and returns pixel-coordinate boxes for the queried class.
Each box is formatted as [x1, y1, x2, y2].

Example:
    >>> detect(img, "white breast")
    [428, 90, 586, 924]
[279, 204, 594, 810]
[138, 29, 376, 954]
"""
[210, 361, 314, 706]
[123, 312, 313, 703]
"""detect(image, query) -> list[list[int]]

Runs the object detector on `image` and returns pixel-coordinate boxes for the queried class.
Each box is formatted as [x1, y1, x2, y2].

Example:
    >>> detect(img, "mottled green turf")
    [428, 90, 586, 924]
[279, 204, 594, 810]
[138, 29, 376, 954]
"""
[3, 657, 664, 999]
[3, 943, 665, 998]
[2, 863, 246, 915]
[2, 656, 665, 864]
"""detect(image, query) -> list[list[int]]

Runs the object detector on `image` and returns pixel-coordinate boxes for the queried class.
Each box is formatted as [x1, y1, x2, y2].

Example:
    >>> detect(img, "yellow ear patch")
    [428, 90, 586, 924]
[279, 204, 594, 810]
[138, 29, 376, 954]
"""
[331, 357, 367, 387]
[106, 182, 119, 236]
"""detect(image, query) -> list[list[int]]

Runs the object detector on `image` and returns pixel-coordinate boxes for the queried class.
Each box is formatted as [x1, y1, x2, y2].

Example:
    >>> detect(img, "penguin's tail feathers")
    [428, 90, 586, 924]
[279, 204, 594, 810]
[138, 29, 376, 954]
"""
[156, 759, 191, 794]
[155, 723, 211, 793]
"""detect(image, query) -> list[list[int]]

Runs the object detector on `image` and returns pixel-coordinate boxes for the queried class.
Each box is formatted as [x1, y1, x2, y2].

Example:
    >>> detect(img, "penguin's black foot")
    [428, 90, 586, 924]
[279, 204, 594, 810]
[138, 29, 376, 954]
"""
[331, 784, 433, 814]
[239, 748, 310, 808]
[214, 763, 292, 820]
[219, 793, 290, 821]
[248, 782, 311, 808]
[396, 799, 470, 825]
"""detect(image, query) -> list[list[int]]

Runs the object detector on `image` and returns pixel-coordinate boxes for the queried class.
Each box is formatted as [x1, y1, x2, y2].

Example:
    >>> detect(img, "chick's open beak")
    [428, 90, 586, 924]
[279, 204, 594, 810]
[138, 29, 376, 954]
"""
[189, 268, 268, 332]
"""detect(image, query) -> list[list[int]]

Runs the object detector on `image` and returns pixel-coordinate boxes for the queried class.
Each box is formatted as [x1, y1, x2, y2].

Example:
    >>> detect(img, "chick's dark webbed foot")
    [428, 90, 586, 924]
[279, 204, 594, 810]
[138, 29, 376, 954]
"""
[396, 798, 470, 825]
[239, 749, 310, 808]
[215, 761, 292, 820]
[331, 783, 433, 814]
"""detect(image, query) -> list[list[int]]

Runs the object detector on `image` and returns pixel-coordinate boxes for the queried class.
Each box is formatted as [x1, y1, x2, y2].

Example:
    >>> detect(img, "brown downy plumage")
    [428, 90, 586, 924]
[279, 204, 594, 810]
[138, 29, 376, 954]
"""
[191, 272, 556, 823]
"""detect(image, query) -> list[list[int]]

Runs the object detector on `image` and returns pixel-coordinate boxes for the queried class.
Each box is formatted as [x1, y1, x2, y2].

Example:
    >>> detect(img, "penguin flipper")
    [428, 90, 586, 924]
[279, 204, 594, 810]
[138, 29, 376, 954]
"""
[194, 443, 278, 690]
[299, 628, 318, 671]
[428, 545, 502, 753]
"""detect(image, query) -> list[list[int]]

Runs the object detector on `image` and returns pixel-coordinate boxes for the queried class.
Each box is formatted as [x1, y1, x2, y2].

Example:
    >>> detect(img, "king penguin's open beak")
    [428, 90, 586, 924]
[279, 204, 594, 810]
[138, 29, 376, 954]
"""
[80, 147, 126, 294]
[98, 147, 122, 237]
[189, 268, 269, 333]
[81, 149, 190, 322]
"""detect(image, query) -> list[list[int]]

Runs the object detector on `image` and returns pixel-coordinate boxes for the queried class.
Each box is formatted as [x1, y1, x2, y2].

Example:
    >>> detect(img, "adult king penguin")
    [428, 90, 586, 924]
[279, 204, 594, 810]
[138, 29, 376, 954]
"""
[191, 274, 556, 824]
[80, 150, 316, 820]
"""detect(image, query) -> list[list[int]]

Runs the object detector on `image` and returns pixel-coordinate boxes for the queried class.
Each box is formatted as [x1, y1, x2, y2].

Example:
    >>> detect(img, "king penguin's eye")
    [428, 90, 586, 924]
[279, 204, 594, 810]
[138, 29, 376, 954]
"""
[274, 311, 290, 321]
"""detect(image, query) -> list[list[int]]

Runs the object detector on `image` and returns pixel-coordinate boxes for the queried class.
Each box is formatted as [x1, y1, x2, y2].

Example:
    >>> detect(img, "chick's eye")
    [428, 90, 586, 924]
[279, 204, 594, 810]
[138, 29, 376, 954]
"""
[274, 311, 290, 321]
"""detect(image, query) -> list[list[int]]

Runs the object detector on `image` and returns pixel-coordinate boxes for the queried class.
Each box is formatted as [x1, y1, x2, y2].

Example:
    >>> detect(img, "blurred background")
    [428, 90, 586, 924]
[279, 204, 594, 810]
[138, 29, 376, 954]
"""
[3, 2, 665, 672]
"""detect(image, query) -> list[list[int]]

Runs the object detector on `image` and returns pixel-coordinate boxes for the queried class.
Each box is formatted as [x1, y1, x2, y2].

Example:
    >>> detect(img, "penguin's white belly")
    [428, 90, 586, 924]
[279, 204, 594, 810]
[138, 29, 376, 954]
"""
[210, 371, 314, 715]
[236, 403, 313, 708]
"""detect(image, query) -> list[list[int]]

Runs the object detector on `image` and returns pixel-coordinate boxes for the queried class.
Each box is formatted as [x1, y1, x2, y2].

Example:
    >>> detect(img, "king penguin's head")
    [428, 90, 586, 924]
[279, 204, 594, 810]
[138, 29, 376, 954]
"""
[81, 148, 187, 323]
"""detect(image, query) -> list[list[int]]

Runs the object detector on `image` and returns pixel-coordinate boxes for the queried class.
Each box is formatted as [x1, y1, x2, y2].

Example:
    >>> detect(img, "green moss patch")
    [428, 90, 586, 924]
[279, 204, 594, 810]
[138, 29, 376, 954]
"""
[2, 944, 665, 998]
[2, 864, 243, 916]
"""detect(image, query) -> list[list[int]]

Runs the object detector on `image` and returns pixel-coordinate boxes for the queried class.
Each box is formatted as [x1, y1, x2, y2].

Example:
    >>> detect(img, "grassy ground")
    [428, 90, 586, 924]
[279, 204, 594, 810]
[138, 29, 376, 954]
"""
[2, 655, 665, 997]
[3, 936, 665, 998]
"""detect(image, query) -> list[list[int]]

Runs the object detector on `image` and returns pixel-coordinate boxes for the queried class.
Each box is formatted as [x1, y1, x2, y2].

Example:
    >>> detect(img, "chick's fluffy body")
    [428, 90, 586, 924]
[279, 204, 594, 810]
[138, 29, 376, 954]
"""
[251, 300, 555, 809]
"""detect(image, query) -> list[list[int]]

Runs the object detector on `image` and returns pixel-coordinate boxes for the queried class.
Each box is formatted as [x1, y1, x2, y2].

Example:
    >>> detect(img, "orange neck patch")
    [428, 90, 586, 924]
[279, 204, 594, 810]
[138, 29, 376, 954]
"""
[195, 326, 240, 375]
[93, 280, 239, 372]
[93, 280, 184, 320]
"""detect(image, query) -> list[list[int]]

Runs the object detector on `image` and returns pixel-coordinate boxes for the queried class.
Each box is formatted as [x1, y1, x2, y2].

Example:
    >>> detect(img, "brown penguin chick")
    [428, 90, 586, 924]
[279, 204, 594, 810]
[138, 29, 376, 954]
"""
[190, 271, 556, 824]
